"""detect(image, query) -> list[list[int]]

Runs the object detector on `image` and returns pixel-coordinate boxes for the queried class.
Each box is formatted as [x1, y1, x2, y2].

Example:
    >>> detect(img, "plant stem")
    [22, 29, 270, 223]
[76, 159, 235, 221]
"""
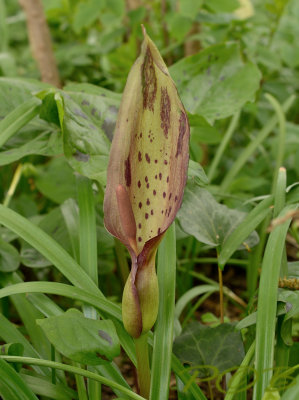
[218, 266, 224, 323]
[3, 164, 23, 207]
[135, 333, 151, 399]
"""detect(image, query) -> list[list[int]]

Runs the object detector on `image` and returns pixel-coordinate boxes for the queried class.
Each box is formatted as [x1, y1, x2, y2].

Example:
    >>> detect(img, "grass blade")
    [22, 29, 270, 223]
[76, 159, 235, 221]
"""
[175, 285, 217, 321]
[0, 313, 50, 376]
[171, 354, 208, 400]
[0, 356, 145, 400]
[0, 204, 99, 296]
[0, 358, 38, 400]
[224, 340, 255, 400]
[77, 176, 100, 398]
[0, 282, 121, 320]
[0, 97, 41, 148]
[253, 204, 297, 399]
[77, 176, 98, 286]
[150, 224, 176, 400]
[264, 94, 286, 194]
[61, 199, 80, 263]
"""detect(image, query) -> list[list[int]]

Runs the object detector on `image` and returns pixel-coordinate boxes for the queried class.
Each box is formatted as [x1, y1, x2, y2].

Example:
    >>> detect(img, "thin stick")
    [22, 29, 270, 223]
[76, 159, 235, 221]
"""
[19, 0, 61, 87]
[218, 266, 224, 324]
[3, 164, 23, 207]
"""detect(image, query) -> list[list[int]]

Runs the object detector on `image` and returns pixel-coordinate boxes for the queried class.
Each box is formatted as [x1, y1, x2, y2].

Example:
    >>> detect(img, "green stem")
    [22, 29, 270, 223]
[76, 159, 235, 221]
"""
[218, 266, 224, 323]
[135, 333, 151, 399]
[74, 362, 88, 400]
[3, 164, 23, 207]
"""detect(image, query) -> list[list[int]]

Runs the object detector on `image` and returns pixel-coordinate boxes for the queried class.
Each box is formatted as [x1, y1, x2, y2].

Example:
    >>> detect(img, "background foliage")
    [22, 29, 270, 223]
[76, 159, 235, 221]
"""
[0, 0, 299, 399]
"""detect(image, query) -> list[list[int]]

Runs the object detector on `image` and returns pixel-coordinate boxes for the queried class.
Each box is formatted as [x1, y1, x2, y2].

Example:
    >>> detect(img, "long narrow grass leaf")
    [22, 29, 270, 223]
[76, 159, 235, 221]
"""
[0, 356, 145, 400]
[0, 205, 99, 296]
[150, 224, 176, 400]
[171, 355, 208, 400]
[77, 176, 98, 285]
[0, 358, 38, 400]
[175, 285, 217, 321]
[253, 204, 297, 399]
[0, 97, 41, 148]
[264, 94, 286, 193]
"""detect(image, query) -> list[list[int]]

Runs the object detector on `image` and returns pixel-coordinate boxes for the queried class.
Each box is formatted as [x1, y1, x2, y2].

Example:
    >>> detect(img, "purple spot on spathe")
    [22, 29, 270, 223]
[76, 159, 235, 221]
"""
[124, 157, 131, 187]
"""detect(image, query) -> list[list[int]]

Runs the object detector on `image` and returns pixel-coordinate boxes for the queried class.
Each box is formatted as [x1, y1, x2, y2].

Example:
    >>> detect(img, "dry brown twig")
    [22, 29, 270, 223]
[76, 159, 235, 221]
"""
[19, 0, 61, 87]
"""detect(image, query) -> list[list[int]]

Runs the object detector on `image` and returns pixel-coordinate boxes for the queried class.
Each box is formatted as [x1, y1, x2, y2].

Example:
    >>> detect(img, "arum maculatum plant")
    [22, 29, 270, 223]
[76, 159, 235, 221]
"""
[104, 26, 189, 397]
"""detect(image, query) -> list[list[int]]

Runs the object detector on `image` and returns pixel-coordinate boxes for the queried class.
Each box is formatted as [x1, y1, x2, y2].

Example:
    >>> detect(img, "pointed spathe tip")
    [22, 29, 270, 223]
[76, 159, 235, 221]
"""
[141, 24, 147, 38]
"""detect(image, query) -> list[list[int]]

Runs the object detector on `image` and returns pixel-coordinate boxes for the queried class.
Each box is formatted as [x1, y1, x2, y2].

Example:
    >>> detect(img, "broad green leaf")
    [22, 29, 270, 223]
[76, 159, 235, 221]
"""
[187, 160, 208, 186]
[170, 43, 261, 122]
[205, 0, 239, 13]
[0, 342, 24, 357]
[173, 322, 244, 377]
[177, 184, 259, 249]
[179, 0, 203, 19]
[0, 358, 38, 400]
[39, 91, 60, 125]
[72, 0, 104, 34]
[166, 14, 193, 41]
[0, 342, 24, 372]
[63, 83, 121, 141]
[35, 157, 77, 204]
[277, 289, 299, 345]
[189, 113, 222, 144]
[0, 77, 49, 113]
[288, 261, 299, 278]
[37, 309, 120, 365]
[0, 238, 20, 272]
[56, 88, 116, 185]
